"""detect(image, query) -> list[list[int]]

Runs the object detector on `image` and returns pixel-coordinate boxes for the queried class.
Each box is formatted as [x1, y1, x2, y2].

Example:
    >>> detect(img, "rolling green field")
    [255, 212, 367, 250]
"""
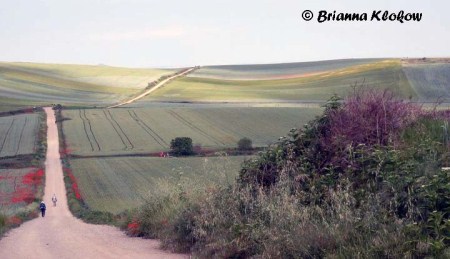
[0, 62, 174, 111]
[5, 62, 174, 89]
[70, 156, 248, 213]
[61, 107, 322, 156]
[402, 62, 450, 101]
[189, 58, 382, 80]
[0, 114, 39, 158]
[2, 59, 449, 113]
[139, 59, 415, 103]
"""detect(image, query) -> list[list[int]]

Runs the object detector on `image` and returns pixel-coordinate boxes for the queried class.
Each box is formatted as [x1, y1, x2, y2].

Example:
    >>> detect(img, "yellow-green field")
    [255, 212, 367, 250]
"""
[70, 156, 247, 213]
[61, 107, 322, 156]
[189, 58, 382, 80]
[4, 62, 174, 89]
[138, 59, 415, 103]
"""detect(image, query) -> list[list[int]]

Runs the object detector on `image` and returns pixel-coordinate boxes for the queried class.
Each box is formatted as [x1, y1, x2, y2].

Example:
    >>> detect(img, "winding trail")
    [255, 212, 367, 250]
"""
[107, 67, 196, 108]
[0, 107, 187, 259]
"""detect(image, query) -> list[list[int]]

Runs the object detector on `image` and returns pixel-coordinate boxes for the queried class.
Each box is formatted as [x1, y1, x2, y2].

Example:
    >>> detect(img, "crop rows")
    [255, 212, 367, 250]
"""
[0, 114, 39, 158]
[62, 107, 322, 156]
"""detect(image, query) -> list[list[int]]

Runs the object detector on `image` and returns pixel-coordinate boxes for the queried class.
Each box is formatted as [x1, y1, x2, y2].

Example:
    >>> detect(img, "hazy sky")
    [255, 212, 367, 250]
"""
[0, 0, 448, 67]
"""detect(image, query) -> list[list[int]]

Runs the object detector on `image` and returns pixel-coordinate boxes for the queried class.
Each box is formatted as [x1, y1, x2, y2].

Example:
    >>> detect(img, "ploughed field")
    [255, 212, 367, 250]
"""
[70, 156, 247, 213]
[61, 107, 322, 156]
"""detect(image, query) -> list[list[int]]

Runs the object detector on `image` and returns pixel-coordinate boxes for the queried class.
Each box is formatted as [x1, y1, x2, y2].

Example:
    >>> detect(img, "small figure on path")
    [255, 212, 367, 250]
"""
[52, 194, 57, 207]
[40, 201, 46, 217]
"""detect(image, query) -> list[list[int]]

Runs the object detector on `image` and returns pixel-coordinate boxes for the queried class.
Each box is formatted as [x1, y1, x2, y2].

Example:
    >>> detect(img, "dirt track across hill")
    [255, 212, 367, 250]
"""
[0, 107, 188, 259]
[108, 67, 196, 108]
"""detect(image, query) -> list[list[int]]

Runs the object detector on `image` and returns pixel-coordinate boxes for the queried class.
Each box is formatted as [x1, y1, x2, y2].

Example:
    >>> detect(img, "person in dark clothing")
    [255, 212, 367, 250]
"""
[40, 201, 46, 217]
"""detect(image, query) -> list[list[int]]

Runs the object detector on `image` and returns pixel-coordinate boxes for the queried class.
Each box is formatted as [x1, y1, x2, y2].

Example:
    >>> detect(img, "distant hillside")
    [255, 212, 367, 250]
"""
[402, 58, 450, 101]
[137, 58, 450, 104]
[0, 62, 174, 111]
[1, 58, 449, 112]
[189, 58, 383, 80]
[137, 59, 409, 104]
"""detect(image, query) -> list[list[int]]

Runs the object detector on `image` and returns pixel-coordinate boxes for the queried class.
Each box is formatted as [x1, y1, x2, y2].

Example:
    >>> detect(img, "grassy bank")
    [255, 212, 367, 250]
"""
[129, 89, 450, 258]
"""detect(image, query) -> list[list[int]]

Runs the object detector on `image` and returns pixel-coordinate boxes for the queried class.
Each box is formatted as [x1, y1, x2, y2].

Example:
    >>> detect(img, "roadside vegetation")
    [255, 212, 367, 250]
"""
[126, 88, 449, 258]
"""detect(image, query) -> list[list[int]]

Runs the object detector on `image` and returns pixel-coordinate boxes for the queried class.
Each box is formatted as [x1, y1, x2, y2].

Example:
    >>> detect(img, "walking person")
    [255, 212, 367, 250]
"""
[39, 201, 46, 217]
[52, 194, 57, 207]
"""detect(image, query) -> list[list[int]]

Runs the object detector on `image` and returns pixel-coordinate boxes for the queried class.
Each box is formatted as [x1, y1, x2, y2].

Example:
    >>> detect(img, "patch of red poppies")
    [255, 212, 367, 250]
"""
[127, 220, 140, 236]
[64, 168, 82, 200]
[22, 169, 44, 185]
[10, 168, 45, 204]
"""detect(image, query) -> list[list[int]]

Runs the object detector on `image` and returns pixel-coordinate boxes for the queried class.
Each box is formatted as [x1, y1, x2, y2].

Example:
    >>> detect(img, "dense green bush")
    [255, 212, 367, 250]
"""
[237, 137, 253, 151]
[170, 137, 194, 156]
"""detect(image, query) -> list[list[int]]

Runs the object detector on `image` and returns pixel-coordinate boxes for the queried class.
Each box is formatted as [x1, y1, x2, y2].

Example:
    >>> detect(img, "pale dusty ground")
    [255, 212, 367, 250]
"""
[0, 107, 188, 259]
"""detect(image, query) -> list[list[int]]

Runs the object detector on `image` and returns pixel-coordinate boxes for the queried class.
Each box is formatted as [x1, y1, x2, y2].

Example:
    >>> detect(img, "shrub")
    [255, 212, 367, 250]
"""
[237, 137, 252, 151]
[170, 137, 194, 156]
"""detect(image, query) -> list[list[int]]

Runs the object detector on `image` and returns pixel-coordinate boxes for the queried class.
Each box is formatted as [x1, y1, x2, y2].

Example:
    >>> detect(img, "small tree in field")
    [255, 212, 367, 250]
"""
[170, 137, 194, 156]
[237, 137, 252, 151]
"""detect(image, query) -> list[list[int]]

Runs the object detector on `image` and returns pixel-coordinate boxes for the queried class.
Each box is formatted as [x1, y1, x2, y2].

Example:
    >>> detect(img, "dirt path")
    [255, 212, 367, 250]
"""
[108, 67, 196, 108]
[0, 107, 187, 259]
